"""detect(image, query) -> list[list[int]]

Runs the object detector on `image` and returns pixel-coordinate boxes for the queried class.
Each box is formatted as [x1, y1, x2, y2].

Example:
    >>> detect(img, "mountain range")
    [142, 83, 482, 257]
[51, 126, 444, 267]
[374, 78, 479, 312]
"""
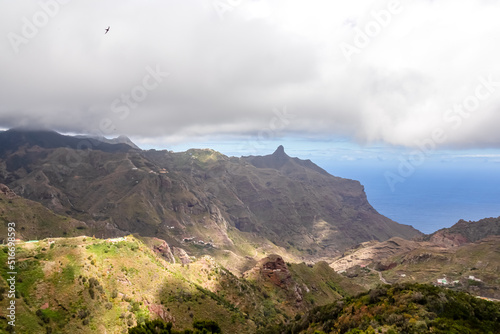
[0, 129, 498, 333]
[0, 129, 420, 267]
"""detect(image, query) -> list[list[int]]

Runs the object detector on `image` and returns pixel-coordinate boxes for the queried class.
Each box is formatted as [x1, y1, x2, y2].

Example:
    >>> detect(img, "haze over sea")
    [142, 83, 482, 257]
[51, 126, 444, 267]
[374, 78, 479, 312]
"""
[323, 162, 500, 235]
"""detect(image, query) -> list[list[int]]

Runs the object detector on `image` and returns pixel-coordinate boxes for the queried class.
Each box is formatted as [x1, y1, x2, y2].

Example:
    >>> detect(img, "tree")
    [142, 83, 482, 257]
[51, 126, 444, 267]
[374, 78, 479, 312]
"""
[193, 320, 222, 333]
[128, 319, 222, 334]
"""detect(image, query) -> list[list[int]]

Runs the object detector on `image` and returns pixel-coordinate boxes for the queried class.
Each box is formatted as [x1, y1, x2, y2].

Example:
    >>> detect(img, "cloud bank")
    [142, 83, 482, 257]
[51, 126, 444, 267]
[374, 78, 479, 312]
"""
[1, 0, 500, 149]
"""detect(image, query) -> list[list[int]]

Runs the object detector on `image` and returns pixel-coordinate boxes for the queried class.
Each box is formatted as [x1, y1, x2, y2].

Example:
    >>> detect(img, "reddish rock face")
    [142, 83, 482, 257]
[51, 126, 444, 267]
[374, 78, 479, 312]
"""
[430, 232, 469, 247]
[152, 237, 175, 263]
[258, 255, 304, 304]
[153, 238, 171, 254]
[145, 302, 175, 323]
[262, 256, 286, 271]
[260, 256, 291, 288]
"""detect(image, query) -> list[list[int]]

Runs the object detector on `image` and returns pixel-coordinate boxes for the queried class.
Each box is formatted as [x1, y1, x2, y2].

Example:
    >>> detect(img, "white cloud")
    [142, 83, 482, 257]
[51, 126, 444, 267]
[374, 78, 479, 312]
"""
[1, 0, 500, 150]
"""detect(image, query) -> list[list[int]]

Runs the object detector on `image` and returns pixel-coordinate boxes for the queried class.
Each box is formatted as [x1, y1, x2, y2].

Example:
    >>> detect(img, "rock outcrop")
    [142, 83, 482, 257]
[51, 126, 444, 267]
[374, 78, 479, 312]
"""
[259, 255, 292, 288]
[0, 183, 17, 199]
[152, 238, 176, 263]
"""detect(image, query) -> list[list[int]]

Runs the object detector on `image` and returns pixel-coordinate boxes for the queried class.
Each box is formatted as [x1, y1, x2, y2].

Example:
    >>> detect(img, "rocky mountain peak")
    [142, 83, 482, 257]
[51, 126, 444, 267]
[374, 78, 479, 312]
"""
[244, 145, 291, 169]
[272, 145, 287, 157]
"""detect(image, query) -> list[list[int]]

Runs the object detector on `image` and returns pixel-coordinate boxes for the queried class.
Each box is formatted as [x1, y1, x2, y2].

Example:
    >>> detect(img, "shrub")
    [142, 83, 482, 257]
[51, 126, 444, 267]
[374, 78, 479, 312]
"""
[36, 309, 50, 324]
[128, 319, 222, 334]
[193, 320, 222, 333]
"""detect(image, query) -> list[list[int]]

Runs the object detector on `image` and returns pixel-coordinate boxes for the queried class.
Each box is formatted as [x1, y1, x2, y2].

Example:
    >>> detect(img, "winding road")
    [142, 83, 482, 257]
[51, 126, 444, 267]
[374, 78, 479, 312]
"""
[367, 266, 390, 285]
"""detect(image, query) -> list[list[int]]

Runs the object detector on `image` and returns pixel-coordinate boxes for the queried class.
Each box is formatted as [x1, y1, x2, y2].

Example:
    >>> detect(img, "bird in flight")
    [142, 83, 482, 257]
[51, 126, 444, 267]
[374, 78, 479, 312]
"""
[105, 26, 110, 34]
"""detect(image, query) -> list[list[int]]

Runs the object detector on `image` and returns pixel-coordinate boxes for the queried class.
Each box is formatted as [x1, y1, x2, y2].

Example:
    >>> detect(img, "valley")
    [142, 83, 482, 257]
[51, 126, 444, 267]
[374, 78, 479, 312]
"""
[0, 129, 498, 333]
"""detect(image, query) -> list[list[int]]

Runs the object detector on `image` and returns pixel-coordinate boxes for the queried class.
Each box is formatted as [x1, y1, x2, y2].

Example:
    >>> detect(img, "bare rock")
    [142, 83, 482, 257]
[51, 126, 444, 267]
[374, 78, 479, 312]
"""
[259, 255, 292, 288]
[0, 184, 17, 199]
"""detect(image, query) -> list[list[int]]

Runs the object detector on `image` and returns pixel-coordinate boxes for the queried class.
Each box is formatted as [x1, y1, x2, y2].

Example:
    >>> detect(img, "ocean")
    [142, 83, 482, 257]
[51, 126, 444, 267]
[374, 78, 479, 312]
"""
[322, 162, 500, 235]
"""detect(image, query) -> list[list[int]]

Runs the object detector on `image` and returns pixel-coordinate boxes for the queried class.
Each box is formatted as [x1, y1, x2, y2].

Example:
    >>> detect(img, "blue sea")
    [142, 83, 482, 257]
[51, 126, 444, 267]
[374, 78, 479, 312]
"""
[322, 162, 500, 235]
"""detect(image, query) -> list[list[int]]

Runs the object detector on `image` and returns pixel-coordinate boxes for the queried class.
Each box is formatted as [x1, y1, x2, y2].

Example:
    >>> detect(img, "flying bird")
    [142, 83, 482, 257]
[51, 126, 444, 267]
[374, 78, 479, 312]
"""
[105, 26, 110, 34]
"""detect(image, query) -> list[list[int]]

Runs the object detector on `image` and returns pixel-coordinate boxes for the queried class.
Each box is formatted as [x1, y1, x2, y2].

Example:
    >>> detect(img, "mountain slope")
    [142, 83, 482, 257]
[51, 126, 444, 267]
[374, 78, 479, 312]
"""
[236, 146, 421, 252]
[75, 134, 141, 150]
[423, 216, 500, 247]
[0, 236, 363, 334]
[0, 184, 92, 241]
[272, 283, 500, 334]
[330, 216, 500, 299]
[0, 129, 421, 263]
[0, 129, 134, 158]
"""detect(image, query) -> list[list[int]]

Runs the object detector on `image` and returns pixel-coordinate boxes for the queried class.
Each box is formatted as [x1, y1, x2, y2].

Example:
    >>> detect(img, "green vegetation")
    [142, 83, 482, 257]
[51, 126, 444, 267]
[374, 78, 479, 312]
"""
[271, 283, 500, 334]
[0, 251, 44, 305]
[195, 285, 239, 313]
[129, 319, 222, 333]
[0, 235, 366, 333]
[2, 133, 500, 334]
[1, 237, 497, 334]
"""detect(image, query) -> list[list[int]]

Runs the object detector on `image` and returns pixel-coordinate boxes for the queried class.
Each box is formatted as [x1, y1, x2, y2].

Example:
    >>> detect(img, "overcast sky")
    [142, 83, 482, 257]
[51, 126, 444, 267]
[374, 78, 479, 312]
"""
[2, 0, 500, 159]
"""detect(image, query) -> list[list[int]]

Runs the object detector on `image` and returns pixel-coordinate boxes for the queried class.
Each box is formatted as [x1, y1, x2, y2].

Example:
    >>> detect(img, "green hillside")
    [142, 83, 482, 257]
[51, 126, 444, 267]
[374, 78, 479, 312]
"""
[0, 236, 361, 333]
[271, 283, 500, 334]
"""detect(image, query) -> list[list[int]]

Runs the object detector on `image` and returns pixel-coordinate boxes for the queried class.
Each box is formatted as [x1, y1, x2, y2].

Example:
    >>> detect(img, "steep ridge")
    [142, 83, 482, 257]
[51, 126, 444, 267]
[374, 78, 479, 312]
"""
[0, 129, 134, 158]
[422, 216, 500, 247]
[0, 129, 421, 262]
[237, 146, 421, 252]
[75, 134, 141, 149]
[243, 145, 329, 175]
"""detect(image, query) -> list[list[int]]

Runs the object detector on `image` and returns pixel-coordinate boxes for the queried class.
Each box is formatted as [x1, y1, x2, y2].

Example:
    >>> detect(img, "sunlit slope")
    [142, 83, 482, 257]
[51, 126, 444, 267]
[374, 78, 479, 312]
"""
[0, 236, 362, 334]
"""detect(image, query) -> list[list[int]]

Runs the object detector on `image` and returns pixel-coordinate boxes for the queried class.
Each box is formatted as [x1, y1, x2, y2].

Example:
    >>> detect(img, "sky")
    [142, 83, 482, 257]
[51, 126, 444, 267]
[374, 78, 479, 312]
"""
[1, 0, 500, 163]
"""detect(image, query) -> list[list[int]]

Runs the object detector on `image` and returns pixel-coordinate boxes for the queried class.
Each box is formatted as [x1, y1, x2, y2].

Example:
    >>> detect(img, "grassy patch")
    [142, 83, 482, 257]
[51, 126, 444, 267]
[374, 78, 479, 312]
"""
[61, 264, 77, 284]
[12, 307, 43, 333]
[11, 259, 44, 303]
[38, 308, 67, 327]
